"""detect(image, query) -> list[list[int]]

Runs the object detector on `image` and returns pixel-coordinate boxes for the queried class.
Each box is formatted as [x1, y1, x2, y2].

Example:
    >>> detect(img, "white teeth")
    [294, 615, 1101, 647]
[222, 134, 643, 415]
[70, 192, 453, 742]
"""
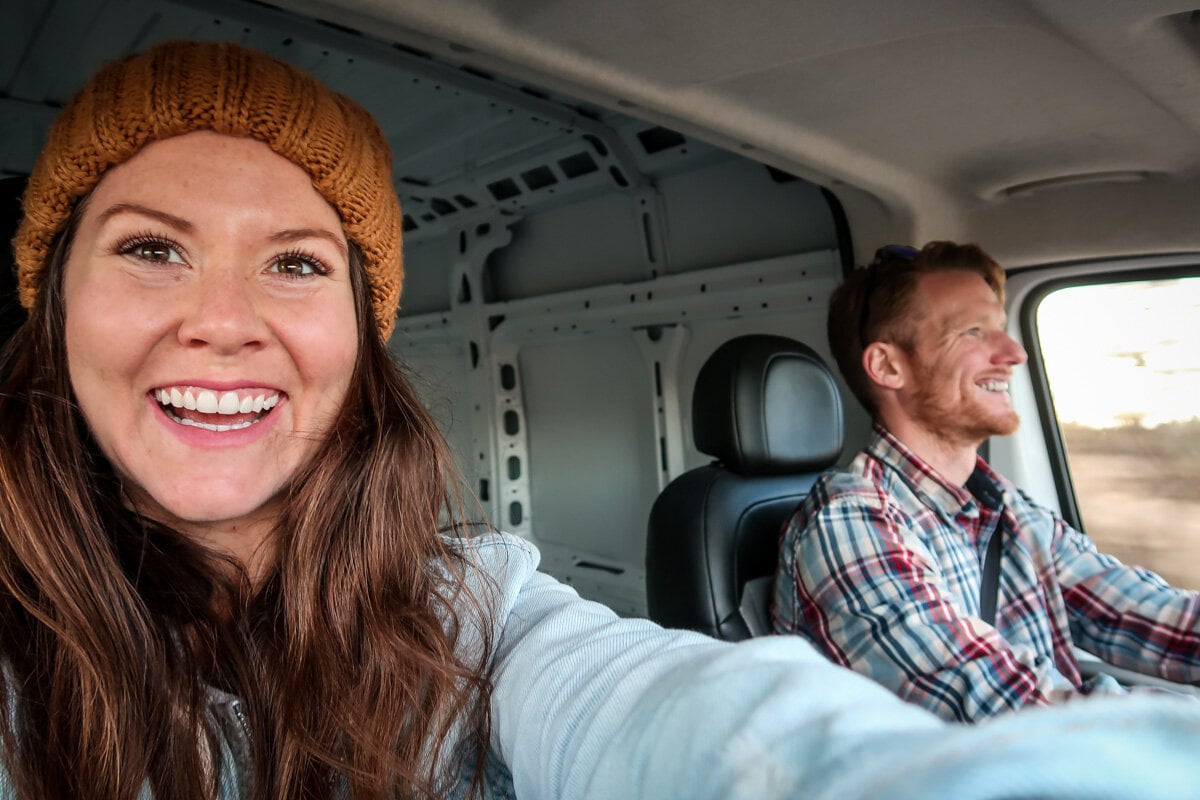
[196, 390, 219, 414]
[980, 380, 1009, 392]
[154, 385, 282, 421]
[171, 415, 257, 432]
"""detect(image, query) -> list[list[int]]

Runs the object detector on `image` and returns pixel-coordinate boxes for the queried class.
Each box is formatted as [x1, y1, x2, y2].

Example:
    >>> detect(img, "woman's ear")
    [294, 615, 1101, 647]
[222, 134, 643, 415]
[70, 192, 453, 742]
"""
[862, 342, 906, 391]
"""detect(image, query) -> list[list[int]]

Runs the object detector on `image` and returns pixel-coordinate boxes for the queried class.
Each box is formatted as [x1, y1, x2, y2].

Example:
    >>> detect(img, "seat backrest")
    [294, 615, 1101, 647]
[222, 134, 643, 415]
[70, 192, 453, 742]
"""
[645, 334, 843, 641]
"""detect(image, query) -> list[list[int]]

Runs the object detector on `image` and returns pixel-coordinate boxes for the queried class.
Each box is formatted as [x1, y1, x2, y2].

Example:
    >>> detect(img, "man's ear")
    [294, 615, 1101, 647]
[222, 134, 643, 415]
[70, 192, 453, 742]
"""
[862, 342, 906, 391]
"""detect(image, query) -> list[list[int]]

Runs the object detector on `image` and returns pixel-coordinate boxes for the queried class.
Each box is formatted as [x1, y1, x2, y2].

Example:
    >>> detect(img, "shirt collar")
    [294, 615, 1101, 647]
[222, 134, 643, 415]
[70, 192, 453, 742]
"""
[866, 424, 1004, 515]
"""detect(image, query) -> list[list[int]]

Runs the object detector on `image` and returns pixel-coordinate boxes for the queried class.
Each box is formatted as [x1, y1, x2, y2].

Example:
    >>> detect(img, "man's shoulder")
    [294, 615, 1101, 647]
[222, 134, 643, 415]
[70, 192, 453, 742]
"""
[788, 460, 898, 534]
[783, 444, 951, 546]
[812, 463, 886, 501]
[809, 451, 917, 508]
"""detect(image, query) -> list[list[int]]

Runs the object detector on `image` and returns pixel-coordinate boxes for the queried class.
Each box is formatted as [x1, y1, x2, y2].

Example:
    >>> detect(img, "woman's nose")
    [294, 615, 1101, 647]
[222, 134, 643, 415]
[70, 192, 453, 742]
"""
[176, 271, 268, 353]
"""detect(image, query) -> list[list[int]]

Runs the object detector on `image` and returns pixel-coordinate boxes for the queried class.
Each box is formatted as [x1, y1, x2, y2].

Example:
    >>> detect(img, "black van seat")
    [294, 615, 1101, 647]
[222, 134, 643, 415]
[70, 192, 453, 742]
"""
[645, 334, 844, 641]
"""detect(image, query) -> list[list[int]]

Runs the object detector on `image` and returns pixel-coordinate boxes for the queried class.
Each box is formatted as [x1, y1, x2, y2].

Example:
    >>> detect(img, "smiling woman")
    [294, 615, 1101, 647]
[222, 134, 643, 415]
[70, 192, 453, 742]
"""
[1, 38, 1200, 800]
[1, 42, 492, 799]
[62, 133, 358, 570]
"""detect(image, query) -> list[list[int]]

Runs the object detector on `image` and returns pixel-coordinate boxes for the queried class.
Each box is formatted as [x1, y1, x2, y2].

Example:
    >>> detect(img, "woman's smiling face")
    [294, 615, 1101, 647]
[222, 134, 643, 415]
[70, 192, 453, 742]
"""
[62, 131, 359, 561]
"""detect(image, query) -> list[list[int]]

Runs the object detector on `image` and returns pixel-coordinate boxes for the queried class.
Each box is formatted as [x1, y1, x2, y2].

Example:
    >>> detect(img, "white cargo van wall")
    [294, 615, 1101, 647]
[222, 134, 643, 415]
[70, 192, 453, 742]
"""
[392, 134, 851, 616]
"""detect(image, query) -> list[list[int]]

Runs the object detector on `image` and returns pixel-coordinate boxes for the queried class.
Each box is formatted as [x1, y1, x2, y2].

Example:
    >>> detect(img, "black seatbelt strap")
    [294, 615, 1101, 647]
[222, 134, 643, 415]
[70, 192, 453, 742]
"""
[979, 529, 1002, 626]
[966, 467, 1004, 626]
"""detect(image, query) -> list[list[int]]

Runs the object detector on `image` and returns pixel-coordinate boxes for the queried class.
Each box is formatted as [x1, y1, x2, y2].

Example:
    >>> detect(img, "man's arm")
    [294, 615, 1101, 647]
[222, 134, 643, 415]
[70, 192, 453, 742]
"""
[1041, 504, 1200, 683]
[775, 489, 1076, 722]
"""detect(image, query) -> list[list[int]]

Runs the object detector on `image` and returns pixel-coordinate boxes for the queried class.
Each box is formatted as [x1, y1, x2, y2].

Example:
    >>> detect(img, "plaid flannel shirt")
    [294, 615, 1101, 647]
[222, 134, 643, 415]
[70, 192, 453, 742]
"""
[773, 426, 1200, 722]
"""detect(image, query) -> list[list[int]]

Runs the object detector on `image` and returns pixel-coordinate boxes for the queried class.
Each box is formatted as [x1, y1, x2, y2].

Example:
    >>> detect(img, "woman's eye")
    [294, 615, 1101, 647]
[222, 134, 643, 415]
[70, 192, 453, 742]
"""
[122, 239, 185, 264]
[269, 254, 327, 278]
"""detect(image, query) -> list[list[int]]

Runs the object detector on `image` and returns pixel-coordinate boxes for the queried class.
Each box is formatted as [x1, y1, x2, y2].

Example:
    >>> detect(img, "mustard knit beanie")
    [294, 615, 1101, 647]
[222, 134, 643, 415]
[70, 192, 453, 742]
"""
[13, 40, 403, 339]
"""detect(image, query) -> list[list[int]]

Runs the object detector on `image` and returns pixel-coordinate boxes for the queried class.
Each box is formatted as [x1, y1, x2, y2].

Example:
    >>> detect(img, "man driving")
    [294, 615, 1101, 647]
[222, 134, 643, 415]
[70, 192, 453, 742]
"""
[772, 241, 1200, 722]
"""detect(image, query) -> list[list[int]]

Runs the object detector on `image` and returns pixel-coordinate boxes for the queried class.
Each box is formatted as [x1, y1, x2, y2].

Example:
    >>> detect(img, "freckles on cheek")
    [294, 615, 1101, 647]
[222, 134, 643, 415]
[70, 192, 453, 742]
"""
[65, 316, 148, 435]
[64, 322, 98, 394]
[292, 305, 359, 396]
[328, 335, 360, 391]
[68, 326, 131, 383]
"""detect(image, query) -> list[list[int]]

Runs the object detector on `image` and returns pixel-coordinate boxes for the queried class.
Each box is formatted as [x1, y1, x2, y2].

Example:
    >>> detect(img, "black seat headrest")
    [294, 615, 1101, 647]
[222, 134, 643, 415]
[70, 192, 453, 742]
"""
[692, 334, 842, 475]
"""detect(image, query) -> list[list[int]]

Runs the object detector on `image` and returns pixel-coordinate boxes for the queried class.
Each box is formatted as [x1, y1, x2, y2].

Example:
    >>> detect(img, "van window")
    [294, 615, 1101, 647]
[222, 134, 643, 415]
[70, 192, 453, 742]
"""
[1035, 276, 1200, 591]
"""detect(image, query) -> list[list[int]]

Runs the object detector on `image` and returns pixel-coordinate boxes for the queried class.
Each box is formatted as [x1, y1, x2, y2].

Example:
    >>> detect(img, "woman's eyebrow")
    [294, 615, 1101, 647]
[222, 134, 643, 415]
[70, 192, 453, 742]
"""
[96, 202, 193, 232]
[270, 228, 349, 257]
[94, 205, 347, 256]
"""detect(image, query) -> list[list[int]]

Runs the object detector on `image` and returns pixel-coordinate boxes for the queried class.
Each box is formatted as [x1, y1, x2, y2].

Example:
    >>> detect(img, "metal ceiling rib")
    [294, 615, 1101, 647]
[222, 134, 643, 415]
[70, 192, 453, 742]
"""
[174, 0, 652, 183]
[257, 0, 1200, 265]
[2, 0, 708, 240]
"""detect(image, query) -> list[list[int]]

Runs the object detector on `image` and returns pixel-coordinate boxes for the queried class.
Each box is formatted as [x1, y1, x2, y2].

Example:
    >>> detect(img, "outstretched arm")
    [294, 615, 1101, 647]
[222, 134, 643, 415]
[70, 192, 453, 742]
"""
[470, 533, 1200, 800]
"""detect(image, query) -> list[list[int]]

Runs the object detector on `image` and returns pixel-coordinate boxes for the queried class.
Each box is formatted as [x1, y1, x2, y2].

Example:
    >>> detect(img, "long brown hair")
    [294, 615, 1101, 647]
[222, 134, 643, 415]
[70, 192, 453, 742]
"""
[0, 203, 493, 799]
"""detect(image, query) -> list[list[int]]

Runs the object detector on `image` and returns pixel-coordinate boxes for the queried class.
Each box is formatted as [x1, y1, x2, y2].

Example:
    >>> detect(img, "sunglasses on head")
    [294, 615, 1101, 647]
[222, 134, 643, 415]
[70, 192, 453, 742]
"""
[858, 244, 920, 348]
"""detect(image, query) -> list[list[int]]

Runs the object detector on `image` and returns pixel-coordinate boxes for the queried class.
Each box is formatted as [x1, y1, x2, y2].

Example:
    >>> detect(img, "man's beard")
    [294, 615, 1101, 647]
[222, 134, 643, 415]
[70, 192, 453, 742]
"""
[907, 354, 1020, 450]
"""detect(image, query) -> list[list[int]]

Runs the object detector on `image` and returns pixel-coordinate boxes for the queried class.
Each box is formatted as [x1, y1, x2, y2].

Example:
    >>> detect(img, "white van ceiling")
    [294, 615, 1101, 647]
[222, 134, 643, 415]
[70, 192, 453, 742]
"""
[271, 0, 1200, 267]
[5, 0, 1199, 268]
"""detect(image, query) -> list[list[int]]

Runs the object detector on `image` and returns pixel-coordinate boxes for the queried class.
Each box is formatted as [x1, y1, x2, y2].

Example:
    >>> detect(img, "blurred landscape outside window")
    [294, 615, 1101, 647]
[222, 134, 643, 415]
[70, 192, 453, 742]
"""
[1037, 276, 1200, 591]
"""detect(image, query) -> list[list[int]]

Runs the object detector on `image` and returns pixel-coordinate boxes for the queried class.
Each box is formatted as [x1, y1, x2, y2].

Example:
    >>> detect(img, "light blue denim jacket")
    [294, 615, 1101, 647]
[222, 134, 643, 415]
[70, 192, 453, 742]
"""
[6, 532, 1200, 798]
